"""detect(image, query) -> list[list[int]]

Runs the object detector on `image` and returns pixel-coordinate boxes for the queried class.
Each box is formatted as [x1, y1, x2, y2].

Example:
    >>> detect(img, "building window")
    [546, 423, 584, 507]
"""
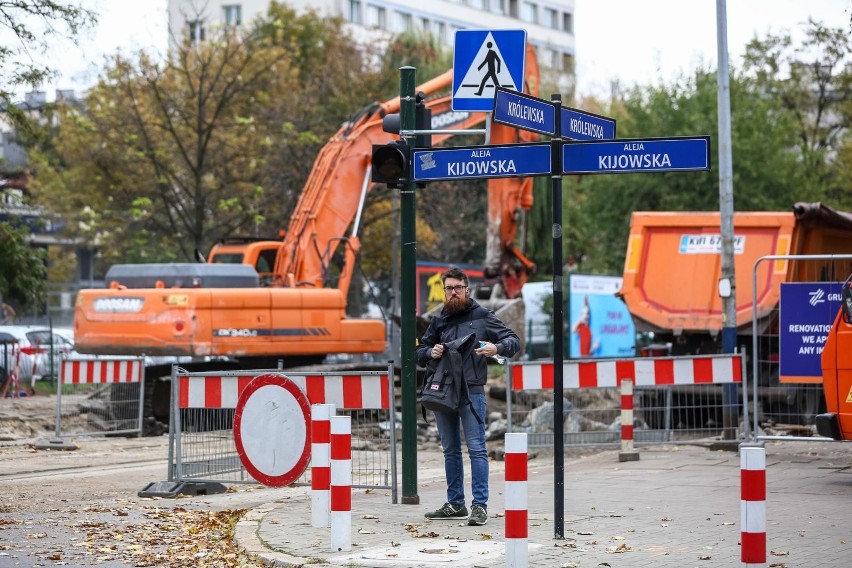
[563, 12, 573, 33]
[491, 0, 506, 14]
[366, 5, 386, 28]
[521, 1, 538, 24]
[222, 5, 242, 26]
[187, 19, 206, 42]
[544, 8, 558, 29]
[348, 0, 363, 24]
[393, 11, 412, 32]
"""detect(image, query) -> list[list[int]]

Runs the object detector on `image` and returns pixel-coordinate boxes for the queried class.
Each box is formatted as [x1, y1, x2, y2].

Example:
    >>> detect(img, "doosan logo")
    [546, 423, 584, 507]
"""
[93, 297, 144, 313]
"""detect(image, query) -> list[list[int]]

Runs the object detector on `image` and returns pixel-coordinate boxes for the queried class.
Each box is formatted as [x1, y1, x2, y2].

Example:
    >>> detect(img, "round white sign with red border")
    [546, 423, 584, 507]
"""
[233, 373, 311, 487]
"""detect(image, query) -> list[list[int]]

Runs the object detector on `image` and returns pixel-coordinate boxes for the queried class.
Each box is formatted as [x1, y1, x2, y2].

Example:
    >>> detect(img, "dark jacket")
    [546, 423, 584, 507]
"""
[416, 298, 520, 394]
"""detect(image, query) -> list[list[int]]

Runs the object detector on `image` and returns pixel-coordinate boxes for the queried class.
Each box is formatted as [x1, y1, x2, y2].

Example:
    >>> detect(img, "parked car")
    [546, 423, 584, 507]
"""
[0, 326, 73, 392]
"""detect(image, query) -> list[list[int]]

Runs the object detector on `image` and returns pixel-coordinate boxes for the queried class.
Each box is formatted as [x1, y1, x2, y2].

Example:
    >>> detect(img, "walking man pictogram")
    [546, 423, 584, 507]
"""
[475, 42, 501, 96]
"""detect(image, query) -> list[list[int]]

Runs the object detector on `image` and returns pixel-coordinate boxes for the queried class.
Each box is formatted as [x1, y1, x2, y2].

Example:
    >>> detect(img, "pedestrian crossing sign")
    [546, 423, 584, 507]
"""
[452, 29, 527, 112]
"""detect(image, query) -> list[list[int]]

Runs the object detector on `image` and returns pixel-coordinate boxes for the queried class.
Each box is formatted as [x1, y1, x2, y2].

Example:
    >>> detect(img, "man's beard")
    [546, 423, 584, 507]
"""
[444, 295, 469, 314]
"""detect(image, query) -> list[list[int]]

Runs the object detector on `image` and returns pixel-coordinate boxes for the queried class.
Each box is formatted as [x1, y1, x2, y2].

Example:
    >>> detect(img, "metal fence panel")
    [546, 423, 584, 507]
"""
[55, 357, 146, 437]
[170, 366, 397, 495]
[506, 355, 745, 447]
[751, 254, 852, 440]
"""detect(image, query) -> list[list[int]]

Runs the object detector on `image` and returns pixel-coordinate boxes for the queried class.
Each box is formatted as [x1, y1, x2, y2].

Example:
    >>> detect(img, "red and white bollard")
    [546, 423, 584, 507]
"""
[618, 378, 640, 462]
[504, 432, 528, 568]
[330, 415, 352, 552]
[740, 445, 766, 566]
[311, 403, 336, 528]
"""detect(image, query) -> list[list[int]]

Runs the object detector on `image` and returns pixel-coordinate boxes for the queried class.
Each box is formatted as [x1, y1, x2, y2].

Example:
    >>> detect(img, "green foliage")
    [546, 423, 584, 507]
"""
[0, 222, 47, 314]
[0, 1, 96, 126]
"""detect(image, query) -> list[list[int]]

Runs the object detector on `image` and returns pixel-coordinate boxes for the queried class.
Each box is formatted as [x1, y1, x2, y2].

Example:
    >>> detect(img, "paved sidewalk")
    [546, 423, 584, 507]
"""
[236, 442, 852, 567]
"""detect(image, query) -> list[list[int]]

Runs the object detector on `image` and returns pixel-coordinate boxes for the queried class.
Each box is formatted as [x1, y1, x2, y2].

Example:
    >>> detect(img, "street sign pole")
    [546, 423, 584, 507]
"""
[550, 93, 565, 540]
[399, 66, 419, 505]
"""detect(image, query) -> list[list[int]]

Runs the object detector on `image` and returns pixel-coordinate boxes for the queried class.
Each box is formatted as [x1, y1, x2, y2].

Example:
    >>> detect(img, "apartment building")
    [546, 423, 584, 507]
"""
[167, 0, 575, 93]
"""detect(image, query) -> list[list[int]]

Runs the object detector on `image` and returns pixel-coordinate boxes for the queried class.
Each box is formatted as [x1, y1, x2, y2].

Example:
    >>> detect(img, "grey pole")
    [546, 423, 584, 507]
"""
[716, 0, 738, 439]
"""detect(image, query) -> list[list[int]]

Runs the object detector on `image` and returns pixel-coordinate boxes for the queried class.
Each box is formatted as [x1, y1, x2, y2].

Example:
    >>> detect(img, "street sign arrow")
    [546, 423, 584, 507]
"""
[493, 88, 556, 136]
[560, 107, 617, 141]
[563, 136, 711, 174]
[412, 143, 551, 182]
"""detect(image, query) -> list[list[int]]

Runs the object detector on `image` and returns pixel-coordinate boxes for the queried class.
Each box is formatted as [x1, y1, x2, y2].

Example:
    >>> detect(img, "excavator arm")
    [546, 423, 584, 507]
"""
[277, 44, 541, 300]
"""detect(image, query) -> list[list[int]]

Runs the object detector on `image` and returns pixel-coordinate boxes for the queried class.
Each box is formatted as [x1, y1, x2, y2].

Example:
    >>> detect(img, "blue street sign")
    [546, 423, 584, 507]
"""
[412, 143, 551, 182]
[562, 136, 711, 174]
[560, 107, 617, 141]
[453, 30, 527, 112]
[493, 88, 556, 137]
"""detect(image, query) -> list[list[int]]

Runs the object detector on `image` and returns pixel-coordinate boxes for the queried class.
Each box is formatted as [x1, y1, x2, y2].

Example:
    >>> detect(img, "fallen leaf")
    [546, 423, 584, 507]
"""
[361, 514, 378, 519]
[770, 550, 790, 556]
[358, 528, 376, 534]
[698, 555, 712, 560]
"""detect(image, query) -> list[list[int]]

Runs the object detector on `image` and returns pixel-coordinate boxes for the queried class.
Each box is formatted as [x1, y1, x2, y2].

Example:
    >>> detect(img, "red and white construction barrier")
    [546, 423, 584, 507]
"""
[330, 415, 352, 552]
[619, 378, 639, 462]
[504, 433, 528, 568]
[179, 373, 390, 409]
[60, 358, 143, 384]
[511, 354, 743, 391]
[740, 446, 766, 566]
[311, 403, 336, 528]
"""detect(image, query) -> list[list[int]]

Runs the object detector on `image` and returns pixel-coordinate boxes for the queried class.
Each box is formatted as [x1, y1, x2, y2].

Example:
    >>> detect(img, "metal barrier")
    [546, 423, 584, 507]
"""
[54, 356, 146, 437]
[506, 354, 745, 447]
[170, 365, 397, 497]
[750, 254, 852, 441]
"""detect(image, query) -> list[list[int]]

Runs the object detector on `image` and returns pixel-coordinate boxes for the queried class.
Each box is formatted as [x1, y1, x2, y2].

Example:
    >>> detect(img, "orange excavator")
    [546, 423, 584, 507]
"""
[73, 47, 541, 420]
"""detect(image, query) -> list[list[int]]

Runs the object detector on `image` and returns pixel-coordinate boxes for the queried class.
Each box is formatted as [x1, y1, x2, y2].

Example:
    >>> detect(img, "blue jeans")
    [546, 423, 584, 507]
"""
[434, 392, 488, 508]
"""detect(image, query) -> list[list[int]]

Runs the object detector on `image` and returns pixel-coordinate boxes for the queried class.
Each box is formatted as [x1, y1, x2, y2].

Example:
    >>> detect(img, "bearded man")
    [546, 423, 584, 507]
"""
[416, 267, 520, 526]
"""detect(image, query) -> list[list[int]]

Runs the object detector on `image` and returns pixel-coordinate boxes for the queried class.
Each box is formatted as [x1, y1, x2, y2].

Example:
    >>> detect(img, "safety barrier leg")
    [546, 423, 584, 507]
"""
[505, 432, 528, 568]
[330, 415, 352, 552]
[618, 378, 639, 462]
[311, 403, 335, 528]
[740, 445, 766, 566]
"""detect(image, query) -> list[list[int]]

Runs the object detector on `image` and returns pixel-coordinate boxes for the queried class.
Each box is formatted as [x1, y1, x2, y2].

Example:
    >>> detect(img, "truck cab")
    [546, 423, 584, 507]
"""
[817, 280, 852, 440]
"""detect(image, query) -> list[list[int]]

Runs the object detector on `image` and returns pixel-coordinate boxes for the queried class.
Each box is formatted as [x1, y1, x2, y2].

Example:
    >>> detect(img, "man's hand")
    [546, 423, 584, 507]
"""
[431, 344, 445, 359]
[475, 341, 497, 357]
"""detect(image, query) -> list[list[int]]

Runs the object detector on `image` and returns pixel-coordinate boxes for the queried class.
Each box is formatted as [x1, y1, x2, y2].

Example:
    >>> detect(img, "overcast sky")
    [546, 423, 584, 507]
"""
[27, 0, 852, 99]
[574, 0, 851, 97]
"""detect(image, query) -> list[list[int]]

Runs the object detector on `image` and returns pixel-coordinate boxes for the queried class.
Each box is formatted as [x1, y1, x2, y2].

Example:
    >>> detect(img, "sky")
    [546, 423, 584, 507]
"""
[24, 0, 852, 99]
[574, 0, 852, 97]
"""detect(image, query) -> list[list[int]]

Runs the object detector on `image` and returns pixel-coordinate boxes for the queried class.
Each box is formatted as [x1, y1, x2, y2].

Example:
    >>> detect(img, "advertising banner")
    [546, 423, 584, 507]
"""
[568, 274, 635, 358]
[779, 282, 842, 383]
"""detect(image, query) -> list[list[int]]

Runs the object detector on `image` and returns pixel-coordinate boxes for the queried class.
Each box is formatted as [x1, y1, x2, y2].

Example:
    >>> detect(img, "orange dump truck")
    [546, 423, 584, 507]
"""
[618, 202, 852, 425]
[620, 202, 852, 354]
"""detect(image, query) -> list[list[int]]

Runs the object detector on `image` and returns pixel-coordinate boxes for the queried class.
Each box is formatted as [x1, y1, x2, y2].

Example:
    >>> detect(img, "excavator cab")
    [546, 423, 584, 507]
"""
[816, 274, 852, 440]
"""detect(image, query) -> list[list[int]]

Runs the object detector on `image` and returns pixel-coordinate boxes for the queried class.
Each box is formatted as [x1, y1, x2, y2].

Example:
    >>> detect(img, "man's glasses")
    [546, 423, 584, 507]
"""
[444, 285, 468, 293]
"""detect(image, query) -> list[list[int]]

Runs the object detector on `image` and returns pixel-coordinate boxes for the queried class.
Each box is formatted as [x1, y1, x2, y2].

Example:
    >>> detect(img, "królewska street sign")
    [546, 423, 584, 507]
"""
[492, 88, 556, 137]
[563, 136, 710, 174]
[492, 87, 617, 141]
[560, 107, 616, 141]
[412, 143, 551, 182]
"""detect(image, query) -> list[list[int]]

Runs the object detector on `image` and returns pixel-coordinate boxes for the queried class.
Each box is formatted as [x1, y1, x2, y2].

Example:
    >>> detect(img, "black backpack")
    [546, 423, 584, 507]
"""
[419, 333, 483, 423]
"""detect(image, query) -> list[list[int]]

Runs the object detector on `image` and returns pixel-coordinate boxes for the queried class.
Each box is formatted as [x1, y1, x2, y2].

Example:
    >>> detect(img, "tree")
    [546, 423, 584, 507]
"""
[742, 19, 852, 199]
[0, 222, 47, 316]
[0, 1, 95, 127]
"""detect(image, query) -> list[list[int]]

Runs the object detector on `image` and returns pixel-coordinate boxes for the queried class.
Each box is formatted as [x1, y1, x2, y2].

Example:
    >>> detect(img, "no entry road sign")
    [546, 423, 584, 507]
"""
[233, 373, 312, 487]
[412, 143, 551, 182]
[563, 136, 711, 174]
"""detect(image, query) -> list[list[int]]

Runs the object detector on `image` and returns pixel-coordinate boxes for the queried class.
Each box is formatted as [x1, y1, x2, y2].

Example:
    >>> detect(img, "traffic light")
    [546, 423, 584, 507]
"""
[371, 92, 431, 187]
[371, 141, 410, 186]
